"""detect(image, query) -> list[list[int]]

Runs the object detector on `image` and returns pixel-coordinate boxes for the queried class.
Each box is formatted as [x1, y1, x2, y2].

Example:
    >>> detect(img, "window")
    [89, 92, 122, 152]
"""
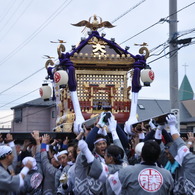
[52, 111, 55, 118]
[14, 109, 22, 123]
[138, 104, 145, 110]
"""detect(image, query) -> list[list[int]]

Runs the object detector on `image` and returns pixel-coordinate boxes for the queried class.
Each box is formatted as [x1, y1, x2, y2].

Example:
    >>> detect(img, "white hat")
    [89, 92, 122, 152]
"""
[135, 142, 144, 156]
[0, 145, 12, 159]
[22, 156, 37, 170]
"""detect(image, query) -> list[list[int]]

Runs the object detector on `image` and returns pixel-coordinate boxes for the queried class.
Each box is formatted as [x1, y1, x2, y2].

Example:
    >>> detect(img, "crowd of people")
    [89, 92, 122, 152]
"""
[0, 112, 195, 195]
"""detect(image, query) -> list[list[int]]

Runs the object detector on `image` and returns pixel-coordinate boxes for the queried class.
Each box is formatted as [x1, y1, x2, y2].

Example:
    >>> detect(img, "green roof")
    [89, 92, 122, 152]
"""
[179, 75, 194, 101]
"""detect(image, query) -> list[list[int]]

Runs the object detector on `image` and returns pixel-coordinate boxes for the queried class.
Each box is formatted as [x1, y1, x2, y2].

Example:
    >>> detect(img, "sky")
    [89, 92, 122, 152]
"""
[0, 0, 195, 127]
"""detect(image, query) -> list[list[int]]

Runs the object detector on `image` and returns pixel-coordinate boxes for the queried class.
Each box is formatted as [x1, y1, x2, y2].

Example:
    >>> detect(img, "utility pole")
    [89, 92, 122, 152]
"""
[169, 0, 179, 110]
[169, 0, 180, 130]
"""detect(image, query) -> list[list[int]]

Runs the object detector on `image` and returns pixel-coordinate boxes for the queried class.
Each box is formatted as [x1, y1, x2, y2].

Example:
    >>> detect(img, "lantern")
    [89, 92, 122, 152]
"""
[140, 68, 154, 86]
[54, 70, 69, 87]
[39, 83, 52, 101]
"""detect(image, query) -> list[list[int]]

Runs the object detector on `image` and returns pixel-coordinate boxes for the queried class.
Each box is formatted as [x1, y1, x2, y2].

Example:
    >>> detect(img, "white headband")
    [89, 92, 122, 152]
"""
[57, 150, 68, 158]
[94, 138, 107, 145]
[0, 145, 12, 159]
[53, 154, 59, 161]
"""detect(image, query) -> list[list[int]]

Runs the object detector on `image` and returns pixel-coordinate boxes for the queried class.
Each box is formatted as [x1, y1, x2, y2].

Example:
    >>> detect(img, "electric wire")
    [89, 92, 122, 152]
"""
[0, 88, 39, 109]
[111, 0, 146, 24]
[149, 44, 169, 57]
[0, 0, 17, 23]
[149, 42, 167, 53]
[0, 39, 194, 109]
[0, 0, 143, 96]
[120, 20, 161, 45]
[1, 2, 195, 124]
[177, 28, 195, 39]
[0, 114, 13, 120]
[0, 33, 193, 108]
[0, 67, 44, 95]
[0, 0, 34, 42]
[1, 83, 195, 125]
[147, 39, 195, 64]
[147, 46, 181, 64]
[0, 1, 192, 95]
[120, 1, 195, 45]
[0, 120, 12, 125]
[0, 0, 73, 67]
[0, 0, 25, 34]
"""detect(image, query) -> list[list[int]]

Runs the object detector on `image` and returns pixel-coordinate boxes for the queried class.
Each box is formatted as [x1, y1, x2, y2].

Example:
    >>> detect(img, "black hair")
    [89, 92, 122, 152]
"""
[95, 134, 106, 140]
[67, 141, 78, 160]
[141, 140, 161, 164]
[106, 144, 124, 165]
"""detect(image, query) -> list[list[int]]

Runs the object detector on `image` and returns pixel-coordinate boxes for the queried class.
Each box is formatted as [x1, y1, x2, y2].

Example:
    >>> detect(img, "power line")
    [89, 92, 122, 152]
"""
[0, 32, 193, 111]
[0, 120, 12, 125]
[147, 42, 194, 64]
[0, 114, 13, 120]
[111, 0, 146, 24]
[0, 1, 194, 111]
[0, 1, 192, 94]
[0, 67, 44, 95]
[0, 88, 39, 109]
[120, 1, 195, 45]
[1, 83, 195, 124]
[95, 0, 146, 34]
[0, 41, 193, 110]
[0, 42, 195, 121]
[149, 44, 169, 57]
[120, 20, 161, 45]
[0, 0, 25, 34]
[0, 0, 17, 23]
[177, 27, 195, 39]
[0, 0, 73, 67]
[165, 1, 195, 20]
[0, 0, 34, 42]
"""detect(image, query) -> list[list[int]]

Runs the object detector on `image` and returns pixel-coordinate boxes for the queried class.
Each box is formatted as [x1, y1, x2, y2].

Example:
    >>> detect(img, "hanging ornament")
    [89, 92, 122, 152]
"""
[40, 83, 52, 101]
[140, 68, 154, 86]
[54, 70, 69, 87]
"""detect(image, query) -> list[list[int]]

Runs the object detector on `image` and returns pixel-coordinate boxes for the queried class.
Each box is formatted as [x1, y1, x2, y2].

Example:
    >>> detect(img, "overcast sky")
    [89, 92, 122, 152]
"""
[0, 0, 195, 127]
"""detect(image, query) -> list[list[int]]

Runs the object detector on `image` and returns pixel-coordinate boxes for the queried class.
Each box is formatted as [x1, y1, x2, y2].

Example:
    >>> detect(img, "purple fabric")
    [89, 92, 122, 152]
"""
[67, 65, 77, 91]
[59, 53, 77, 91]
[132, 55, 146, 92]
[57, 31, 147, 93]
[132, 67, 141, 92]
[47, 66, 54, 80]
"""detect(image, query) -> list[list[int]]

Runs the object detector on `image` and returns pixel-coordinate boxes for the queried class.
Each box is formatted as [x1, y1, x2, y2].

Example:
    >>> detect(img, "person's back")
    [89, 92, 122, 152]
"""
[19, 156, 43, 195]
[107, 140, 174, 195]
[114, 163, 173, 194]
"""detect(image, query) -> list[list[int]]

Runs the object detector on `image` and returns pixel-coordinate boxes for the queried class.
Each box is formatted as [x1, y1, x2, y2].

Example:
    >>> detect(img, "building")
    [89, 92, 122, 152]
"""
[10, 98, 195, 134]
[11, 98, 55, 132]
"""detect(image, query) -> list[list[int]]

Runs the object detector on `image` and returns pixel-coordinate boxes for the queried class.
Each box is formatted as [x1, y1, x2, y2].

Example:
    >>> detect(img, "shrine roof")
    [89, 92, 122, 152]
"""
[69, 31, 135, 69]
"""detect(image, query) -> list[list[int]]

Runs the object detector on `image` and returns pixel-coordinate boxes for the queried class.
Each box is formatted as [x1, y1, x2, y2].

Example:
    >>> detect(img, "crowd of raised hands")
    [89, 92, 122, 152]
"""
[0, 112, 194, 194]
